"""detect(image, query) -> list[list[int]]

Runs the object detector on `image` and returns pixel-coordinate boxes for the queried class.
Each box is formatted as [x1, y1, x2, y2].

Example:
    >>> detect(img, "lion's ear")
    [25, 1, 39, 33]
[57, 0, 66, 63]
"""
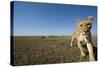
[75, 18, 81, 24]
[86, 16, 93, 23]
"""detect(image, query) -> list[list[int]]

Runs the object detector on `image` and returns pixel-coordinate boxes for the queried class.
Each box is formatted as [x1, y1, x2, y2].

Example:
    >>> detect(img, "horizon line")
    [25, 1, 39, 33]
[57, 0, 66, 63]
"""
[12, 34, 97, 36]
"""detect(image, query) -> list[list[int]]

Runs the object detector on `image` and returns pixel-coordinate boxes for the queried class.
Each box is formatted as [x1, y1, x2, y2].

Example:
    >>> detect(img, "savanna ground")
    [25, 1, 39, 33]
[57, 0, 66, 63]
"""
[12, 36, 97, 66]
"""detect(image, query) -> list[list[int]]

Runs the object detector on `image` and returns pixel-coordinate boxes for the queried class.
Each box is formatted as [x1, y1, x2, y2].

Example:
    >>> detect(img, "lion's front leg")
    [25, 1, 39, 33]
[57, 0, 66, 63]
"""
[86, 42, 95, 61]
[84, 35, 95, 61]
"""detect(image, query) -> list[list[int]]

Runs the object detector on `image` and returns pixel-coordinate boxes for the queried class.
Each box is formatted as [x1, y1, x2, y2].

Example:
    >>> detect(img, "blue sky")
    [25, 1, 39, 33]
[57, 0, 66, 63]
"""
[13, 1, 97, 36]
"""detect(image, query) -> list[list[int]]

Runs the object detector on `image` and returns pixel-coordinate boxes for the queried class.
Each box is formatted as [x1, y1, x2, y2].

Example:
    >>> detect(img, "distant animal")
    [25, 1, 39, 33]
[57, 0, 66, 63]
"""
[40, 36, 49, 38]
[70, 16, 95, 61]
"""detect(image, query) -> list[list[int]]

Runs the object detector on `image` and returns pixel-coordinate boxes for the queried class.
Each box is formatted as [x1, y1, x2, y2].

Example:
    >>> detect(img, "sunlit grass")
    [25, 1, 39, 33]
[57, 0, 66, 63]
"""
[13, 36, 97, 66]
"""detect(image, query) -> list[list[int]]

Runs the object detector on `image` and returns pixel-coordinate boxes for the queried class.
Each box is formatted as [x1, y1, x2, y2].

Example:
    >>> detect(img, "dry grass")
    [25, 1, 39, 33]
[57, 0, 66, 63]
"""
[13, 36, 97, 66]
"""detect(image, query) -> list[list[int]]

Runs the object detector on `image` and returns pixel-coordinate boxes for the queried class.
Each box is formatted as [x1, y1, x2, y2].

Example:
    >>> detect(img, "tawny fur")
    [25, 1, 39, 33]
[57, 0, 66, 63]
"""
[70, 16, 95, 61]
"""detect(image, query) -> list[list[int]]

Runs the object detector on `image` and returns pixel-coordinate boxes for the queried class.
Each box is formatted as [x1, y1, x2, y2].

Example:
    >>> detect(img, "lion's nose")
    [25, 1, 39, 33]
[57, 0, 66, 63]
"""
[84, 30, 88, 33]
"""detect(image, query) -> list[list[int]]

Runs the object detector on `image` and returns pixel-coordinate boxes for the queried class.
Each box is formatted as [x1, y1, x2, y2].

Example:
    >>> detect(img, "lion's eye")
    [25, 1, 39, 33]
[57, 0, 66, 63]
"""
[88, 25, 90, 27]
[87, 24, 91, 27]
[80, 24, 82, 26]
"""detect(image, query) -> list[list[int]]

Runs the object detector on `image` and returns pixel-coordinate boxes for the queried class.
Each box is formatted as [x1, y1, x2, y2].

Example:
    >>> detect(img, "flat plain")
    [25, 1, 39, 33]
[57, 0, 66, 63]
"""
[13, 36, 97, 66]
